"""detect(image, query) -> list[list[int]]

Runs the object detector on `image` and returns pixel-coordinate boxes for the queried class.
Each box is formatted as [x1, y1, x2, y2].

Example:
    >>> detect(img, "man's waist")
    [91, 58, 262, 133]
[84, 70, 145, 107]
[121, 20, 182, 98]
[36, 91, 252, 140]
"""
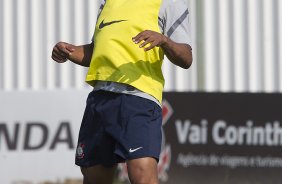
[93, 81, 161, 107]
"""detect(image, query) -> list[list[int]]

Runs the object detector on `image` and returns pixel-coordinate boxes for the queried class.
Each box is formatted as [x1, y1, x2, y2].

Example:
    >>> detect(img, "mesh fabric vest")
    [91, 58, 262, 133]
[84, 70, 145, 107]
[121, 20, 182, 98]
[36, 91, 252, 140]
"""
[86, 0, 164, 103]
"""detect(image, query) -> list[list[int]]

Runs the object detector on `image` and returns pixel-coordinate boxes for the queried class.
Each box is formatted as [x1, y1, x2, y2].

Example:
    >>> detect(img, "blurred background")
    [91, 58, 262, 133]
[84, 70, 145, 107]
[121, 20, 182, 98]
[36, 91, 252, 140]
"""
[0, 0, 281, 92]
[0, 0, 281, 184]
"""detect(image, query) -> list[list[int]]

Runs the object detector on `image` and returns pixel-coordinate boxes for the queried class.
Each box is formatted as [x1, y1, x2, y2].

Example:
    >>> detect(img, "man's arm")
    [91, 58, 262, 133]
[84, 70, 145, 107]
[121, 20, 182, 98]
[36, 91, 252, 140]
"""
[51, 42, 94, 67]
[132, 30, 193, 69]
[161, 37, 192, 69]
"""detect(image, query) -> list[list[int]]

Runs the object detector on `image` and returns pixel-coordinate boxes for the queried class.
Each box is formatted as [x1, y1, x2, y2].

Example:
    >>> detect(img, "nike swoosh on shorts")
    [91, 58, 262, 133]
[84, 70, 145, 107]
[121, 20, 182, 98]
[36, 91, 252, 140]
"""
[129, 147, 143, 153]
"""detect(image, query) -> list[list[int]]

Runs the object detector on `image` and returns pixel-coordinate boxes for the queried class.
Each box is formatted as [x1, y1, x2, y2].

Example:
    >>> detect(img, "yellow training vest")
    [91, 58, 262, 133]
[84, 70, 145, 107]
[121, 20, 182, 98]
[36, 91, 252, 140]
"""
[86, 0, 164, 103]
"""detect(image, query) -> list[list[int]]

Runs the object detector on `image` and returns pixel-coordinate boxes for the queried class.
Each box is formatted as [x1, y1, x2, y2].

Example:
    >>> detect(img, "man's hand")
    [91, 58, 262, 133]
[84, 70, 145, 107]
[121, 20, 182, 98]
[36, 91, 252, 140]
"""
[51, 42, 75, 63]
[132, 30, 167, 51]
[133, 30, 193, 69]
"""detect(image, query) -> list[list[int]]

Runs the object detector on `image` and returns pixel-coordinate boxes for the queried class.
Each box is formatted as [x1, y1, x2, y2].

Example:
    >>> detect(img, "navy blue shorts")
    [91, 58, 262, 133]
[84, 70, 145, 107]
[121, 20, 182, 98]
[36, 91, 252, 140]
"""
[75, 90, 162, 167]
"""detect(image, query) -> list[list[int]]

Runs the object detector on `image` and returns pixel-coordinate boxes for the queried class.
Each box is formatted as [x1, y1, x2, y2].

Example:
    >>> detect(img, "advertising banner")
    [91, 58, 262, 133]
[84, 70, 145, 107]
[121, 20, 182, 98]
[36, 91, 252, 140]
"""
[157, 92, 282, 184]
[0, 90, 90, 184]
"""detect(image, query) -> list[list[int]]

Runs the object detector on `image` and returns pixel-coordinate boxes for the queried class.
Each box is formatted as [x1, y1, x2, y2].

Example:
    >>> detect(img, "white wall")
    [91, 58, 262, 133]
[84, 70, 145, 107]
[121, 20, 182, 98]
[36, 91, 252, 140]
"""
[0, 0, 281, 93]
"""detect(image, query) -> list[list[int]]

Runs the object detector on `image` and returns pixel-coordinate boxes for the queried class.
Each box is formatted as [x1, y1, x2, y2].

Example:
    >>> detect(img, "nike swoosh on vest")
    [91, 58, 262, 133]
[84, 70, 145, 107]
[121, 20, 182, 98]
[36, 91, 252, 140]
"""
[99, 19, 127, 29]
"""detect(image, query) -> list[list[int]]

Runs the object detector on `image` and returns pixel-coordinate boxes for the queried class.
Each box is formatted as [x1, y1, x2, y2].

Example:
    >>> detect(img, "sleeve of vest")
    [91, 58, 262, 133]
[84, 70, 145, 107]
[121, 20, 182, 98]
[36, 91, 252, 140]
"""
[163, 0, 192, 47]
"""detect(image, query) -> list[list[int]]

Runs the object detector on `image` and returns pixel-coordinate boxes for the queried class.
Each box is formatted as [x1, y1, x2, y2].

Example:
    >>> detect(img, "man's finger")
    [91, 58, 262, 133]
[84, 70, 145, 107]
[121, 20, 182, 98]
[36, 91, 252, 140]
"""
[132, 32, 144, 41]
[66, 45, 75, 53]
[52, 53, 64, 62]
[52, 55, 67, 63]
[144, 41, 158, 51]
[144, 44, 155, 51]
[52, 55, 62, 62]
[52, 51, 68, 61]
[57, 45, 72, 56]
[133, 32, 149, 43]
[139, 40, 150, 48]
[53, 49, 68, 59]
[132, 36, 143, 44]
